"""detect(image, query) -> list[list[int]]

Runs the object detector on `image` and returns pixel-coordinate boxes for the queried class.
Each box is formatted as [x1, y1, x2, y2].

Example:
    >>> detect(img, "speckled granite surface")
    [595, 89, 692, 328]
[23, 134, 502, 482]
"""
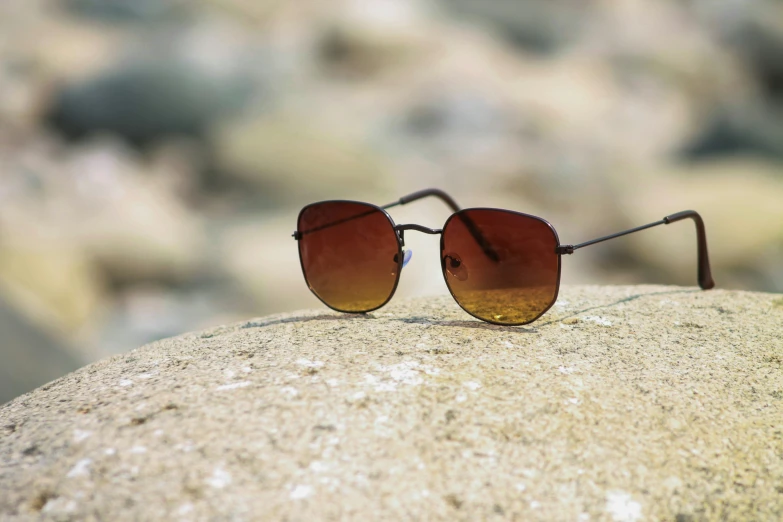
[1, 286, 782, 520]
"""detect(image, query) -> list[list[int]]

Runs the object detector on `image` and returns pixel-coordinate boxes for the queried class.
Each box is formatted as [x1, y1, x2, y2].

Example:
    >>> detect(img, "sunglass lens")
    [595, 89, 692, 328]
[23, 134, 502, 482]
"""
[441, 209, 560, 325]
[298, 201, 400, 312]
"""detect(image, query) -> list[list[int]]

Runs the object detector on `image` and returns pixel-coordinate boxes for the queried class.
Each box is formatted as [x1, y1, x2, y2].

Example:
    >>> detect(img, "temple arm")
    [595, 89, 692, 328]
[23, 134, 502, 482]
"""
[556, 210, 715, 290]
[381, 188, 461, 213]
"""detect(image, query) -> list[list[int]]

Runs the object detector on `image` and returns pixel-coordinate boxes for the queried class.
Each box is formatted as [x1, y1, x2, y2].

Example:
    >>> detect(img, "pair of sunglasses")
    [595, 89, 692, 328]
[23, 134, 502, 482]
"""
[293, 189, 714, 325]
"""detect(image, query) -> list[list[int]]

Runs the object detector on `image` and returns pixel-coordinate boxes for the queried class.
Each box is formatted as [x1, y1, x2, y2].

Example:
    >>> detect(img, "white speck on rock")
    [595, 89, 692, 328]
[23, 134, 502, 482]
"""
[130, 446, 147, 454]
[515, 483, 526, 491]
[290, 484, 313, 500]
[567, 397, 581, 405]
[463, 381, 481, 391]
[73, 430, 92, 443]
[216, 381, 251, 391]
[455, 393, 467, 403]
[104, 448, 116, 456]
[350, 391, 366, 401]
[558, 366, 575, 374]
[504, 340, 515, 349]
[242, 366, 252, 373]
[206, 467, 232, 489]
[606, 491, 642, 522]
[583, 316, 612, 327]
[383, 361, 424, 385]
[153, 429, 164, 437]
[309, 461, 330, 473]
[175, 441, 195, 452]
[224, 369, 236, 378]
[364, 373, 396, 392]
[280, 386, 299, 397]
[176, 503, 194, 515]
[42, 497, 77, 513]
[296, 358, 324, 368]
[530, 500, 541, 509]
[326, 378, 340, 387]
[119, 379, 133, 387]
[66, 458, 92, 478]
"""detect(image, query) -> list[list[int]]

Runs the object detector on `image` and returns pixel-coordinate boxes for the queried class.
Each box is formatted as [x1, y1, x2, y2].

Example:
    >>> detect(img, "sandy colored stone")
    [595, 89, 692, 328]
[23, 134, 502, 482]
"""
[1, 285, 782, 521]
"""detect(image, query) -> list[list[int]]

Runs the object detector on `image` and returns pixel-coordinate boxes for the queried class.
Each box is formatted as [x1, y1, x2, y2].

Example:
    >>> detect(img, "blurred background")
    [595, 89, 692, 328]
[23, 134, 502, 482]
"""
[1, 0, 782, 403]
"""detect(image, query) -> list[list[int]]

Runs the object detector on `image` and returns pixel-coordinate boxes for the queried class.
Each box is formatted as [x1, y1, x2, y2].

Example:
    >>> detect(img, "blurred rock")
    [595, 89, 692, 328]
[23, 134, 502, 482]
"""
[682, 104, 783, 161]
[215, 114, 392, 201]
[46, 57, 253, 147]
[95, 284, 246, 354]
[691, 0, 783, 101]
[440, 0, 591, 53]
[218, 213, 307, 316]
[316, 0, 431, 78]
[0, 138, 208, 286]
[0, 295, 84, 405]
[0, 243, 105, 354]
[65, 0, 188, 23]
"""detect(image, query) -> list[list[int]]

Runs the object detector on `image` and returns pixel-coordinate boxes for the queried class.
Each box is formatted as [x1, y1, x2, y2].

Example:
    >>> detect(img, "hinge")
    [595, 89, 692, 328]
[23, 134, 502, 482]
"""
[292, 231, 301, 240]
[556, 245, 575, 255]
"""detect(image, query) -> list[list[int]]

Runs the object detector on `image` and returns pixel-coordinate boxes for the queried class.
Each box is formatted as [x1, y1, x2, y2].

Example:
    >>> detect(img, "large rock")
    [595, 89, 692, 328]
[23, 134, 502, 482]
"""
[1, 286, 782, 520]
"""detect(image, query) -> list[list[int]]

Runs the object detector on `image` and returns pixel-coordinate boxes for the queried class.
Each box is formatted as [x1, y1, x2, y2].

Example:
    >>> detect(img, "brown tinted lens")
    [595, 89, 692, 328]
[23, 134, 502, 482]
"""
[298, 201, 400, 312]
[441, 209, 559, 325]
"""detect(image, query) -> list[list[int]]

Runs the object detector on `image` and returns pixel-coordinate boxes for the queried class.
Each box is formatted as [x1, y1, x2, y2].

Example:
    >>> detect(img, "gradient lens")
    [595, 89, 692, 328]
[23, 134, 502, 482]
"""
[298, 201, 401, 312]
[441, 209, 560, 325]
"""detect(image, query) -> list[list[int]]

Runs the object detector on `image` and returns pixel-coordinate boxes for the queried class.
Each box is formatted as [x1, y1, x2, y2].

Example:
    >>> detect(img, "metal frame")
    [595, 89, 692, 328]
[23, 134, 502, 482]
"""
[294, 189, 715, 325]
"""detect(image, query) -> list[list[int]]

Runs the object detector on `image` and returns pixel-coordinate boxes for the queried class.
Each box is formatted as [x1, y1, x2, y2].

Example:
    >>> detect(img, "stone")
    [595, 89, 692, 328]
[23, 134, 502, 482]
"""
[214, 114, 393, 201]
[1, 286, 782, 520]
[0, 295, 84, 405]
[45, 50, 255, 147]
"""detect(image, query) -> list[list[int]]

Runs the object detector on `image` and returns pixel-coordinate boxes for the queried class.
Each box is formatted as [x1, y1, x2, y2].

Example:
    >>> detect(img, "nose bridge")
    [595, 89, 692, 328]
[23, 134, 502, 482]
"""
[394, 224, 443, 236]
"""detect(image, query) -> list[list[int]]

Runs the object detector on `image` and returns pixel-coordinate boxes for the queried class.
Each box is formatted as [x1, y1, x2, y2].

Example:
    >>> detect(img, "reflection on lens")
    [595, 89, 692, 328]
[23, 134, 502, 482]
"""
[298, 201, 400, 312]
[441, 209, 560, 325]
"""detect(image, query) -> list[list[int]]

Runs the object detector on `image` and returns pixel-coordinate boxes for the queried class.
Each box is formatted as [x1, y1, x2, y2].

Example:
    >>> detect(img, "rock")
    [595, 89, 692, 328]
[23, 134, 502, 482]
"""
[44, 13, 263, 150]
[681, 104, 783, 161]
[0, 242, 106, 356]
[0, 295, 84, 405]
[1, 286, 782, 519]
[64, 0, 187, 23]
[46, 58, 252, 147]
[214, 113, 393, 201]
[440, 0, 592, 53]
[0, 138, 208, 287]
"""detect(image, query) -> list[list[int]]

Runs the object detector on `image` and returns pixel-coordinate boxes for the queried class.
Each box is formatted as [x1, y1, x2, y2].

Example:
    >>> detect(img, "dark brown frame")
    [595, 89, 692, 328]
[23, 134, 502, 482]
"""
[294, 188, 715, 325]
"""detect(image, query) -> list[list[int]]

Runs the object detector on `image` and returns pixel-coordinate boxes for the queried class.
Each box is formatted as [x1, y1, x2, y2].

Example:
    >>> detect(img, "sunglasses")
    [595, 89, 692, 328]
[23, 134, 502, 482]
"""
[293, 188, 715, 325]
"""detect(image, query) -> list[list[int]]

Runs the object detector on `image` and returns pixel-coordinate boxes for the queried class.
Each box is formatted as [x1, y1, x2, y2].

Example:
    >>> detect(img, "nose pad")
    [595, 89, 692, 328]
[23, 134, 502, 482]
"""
[402, 249, 413, 268]
[393, 249, 413, 273]
[443, 253, 468, 281]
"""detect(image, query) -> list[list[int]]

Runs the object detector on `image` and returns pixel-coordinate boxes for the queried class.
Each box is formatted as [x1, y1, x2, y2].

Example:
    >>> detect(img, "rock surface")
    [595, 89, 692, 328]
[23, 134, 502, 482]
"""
[1, 285, 782, 520]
